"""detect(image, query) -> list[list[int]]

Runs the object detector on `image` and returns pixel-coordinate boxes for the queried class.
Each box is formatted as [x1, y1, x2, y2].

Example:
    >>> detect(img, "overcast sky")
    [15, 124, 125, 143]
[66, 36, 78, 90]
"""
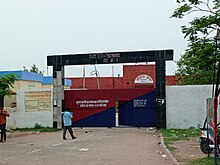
[0, 0, 190, 77]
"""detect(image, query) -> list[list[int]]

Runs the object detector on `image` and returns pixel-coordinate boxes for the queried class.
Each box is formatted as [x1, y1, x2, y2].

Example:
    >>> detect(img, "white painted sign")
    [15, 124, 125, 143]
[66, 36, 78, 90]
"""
[134, 74, 153, 84]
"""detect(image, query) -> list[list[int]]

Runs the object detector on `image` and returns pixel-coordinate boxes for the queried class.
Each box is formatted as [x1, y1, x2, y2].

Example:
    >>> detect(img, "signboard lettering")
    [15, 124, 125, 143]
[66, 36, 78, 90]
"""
[133, 99, 147, 108]
[76, 99, 109, 108]
[89, 53, 120, 63]
[25, 91, 52, 112]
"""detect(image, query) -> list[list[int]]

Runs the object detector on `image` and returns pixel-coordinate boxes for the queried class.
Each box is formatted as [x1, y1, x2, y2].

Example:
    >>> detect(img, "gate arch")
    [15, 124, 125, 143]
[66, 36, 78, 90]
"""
[47, 49, 173, 129]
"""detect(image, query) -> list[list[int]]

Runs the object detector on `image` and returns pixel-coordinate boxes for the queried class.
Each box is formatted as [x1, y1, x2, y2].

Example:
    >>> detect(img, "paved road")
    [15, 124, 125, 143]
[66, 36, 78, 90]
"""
[0, 128, 177, 165]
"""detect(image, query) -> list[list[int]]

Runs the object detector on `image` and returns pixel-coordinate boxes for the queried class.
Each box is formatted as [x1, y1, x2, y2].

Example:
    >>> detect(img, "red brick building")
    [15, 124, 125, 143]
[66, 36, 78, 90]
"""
[69, 64, 177, 89]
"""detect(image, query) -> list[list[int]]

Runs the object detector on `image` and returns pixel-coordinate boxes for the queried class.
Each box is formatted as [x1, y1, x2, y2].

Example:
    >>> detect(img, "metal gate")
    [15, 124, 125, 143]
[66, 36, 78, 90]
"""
[118, 90, 156, 127]
[65, 88, 156, 128]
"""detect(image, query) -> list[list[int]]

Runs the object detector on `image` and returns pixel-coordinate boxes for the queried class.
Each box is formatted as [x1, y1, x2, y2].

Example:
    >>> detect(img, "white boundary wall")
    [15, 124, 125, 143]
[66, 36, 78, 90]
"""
[7, 88, 53, 129]
[166, 85, 219, 129]
[5, 85, 220, 129]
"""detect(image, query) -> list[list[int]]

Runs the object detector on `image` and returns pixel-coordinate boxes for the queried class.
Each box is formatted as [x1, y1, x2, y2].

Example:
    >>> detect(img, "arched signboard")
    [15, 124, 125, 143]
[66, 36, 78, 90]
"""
[134, 74, 154, 84]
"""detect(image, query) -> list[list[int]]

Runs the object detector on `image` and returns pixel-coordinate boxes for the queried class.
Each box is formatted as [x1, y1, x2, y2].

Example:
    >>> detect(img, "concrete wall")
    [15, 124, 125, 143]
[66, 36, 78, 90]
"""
[4, 80, 42, 108]
[18, 80, 42, 89]
[6, 88, 53, 129]
[166, 85, 219, 129]
[41, 84, 53, 89]
[5, 85, 220, 129]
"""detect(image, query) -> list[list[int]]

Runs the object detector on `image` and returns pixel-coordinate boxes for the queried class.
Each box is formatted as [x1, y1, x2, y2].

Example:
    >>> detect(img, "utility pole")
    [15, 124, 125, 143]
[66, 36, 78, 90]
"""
[213, 28, 220, 165]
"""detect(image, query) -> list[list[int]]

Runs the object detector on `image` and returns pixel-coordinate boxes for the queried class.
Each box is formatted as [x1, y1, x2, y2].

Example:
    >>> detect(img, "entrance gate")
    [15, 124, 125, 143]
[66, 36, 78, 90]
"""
[65, 88, 156, 128]
[118, 90, 156, 127]
[47, 49, 173, 129]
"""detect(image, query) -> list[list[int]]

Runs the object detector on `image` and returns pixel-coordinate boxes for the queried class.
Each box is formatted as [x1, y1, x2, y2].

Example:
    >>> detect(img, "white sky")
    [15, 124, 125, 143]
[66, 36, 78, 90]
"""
[0, 0, 190, 77]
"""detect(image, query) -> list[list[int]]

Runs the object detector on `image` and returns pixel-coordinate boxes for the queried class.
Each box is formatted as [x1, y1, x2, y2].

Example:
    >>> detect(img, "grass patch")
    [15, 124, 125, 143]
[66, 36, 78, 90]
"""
[186, 157, 220, 165]
[12, 123, 58, 132]
[161, 128, 200, 152]
[161, 129, 220, 165]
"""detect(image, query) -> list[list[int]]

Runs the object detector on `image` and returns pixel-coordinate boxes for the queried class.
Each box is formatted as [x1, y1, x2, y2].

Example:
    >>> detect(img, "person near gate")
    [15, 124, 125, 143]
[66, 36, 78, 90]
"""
[0, 107, 10, 143]
[61, 108, 77, 140]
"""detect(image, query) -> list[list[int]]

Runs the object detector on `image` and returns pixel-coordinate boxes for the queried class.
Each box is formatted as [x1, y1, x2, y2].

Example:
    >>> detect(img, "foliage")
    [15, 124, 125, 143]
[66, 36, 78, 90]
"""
[161, 128, 200, 152]
[34, 123, 43, 129]
[23, 64, 43, 74]
[186, 157, 220, 165]
[161, 128, 220, 164]
[0, 74, 17, 98]
[172, 0, 220, 85]
[13, 123, 58, 132]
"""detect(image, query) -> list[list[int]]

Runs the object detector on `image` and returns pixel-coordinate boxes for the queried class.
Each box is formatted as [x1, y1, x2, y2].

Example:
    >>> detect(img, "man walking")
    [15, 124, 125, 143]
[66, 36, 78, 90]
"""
[0, 107, 10, 143]
[61, 108, 77, 140]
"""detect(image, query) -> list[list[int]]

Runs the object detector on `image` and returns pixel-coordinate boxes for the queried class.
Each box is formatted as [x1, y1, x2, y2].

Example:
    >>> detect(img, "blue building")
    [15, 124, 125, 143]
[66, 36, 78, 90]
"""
[0, 70, 72, 108]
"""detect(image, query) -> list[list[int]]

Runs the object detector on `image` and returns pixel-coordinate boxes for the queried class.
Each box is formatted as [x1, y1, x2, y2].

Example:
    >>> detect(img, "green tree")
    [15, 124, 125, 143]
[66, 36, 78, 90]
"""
[172, 0, 220, 85]
[23, 64, 43, 74]
[0, 74, 17, 107]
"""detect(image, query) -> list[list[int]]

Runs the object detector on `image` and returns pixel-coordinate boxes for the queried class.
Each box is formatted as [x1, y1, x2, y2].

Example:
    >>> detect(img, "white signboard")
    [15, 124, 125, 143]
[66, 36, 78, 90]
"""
[134, 74, 154, 84]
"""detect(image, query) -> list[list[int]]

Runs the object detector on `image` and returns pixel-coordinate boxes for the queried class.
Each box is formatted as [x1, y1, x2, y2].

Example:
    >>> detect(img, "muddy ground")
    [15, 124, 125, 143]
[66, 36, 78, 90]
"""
[2, 128, 177, 165]
[170, 137, 208, 164]
[4, 129, 210, 165]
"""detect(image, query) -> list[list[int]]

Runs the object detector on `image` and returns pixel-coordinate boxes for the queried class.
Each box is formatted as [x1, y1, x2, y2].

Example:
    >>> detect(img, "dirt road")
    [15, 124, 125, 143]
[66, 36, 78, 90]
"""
[0, 128, 177, 165]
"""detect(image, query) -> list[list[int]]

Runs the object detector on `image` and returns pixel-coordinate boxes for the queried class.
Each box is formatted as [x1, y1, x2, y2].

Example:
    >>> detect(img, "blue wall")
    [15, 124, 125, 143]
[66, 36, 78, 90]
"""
[0, 71, 43, 82]
[43, 76, 72, 86]
[0, 71, 71, 86]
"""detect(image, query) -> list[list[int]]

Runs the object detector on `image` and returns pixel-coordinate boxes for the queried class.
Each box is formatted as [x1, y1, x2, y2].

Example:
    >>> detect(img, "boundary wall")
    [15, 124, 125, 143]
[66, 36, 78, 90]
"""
[6, 85, 219, 129]
[166, 85, 219, 129]
[7, 88, 53, 129]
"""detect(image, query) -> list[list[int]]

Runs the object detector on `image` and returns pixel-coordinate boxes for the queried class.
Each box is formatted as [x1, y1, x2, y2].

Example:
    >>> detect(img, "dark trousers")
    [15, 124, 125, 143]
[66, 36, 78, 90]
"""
[0, 123, 6, 141]
[63, 125, 75, 139]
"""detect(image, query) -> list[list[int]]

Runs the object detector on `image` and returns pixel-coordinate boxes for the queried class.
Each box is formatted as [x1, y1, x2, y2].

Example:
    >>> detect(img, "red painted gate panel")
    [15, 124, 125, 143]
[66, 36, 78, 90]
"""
[64, 88, 156, 127]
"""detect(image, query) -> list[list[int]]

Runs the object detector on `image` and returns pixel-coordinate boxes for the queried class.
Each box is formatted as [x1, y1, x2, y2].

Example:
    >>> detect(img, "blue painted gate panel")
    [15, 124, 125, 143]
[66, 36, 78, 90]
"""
[119, 101, 133, 126]
[73, 107, 116, 127]
[118, 90, 156, 127]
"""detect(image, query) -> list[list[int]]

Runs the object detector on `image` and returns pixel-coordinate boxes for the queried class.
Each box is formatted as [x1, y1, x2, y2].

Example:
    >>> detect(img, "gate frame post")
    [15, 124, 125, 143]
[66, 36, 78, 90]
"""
[156, 51, 166, 129]
[52, 56, 65, 129]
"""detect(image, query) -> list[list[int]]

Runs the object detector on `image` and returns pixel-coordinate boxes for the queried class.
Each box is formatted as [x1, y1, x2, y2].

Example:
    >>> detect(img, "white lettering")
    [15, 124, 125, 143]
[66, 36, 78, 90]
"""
[76, 99, 109, 108]
[133, 99, 148, 108]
